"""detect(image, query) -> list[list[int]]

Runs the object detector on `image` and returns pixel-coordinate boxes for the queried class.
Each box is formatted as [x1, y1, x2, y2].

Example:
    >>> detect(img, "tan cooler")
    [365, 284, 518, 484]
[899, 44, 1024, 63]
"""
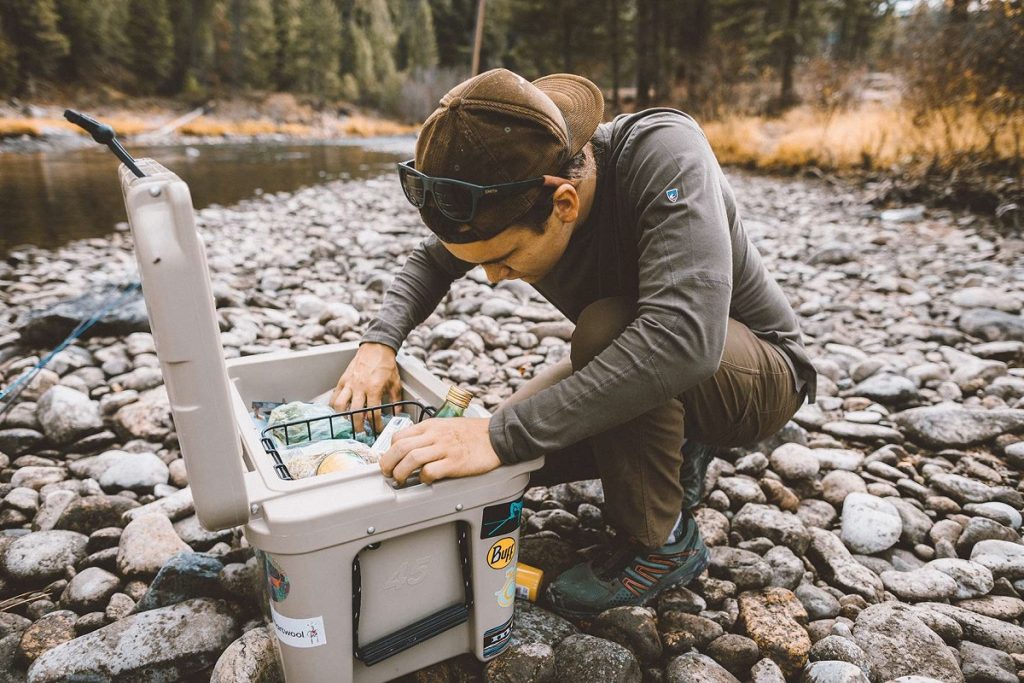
[119, 161, 543, 682]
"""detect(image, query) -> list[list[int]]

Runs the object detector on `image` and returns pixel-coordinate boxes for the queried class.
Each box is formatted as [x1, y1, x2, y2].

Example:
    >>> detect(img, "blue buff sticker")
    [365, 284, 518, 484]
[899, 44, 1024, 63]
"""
[480, 497, 524, 539]
[483, 614, 514, 658]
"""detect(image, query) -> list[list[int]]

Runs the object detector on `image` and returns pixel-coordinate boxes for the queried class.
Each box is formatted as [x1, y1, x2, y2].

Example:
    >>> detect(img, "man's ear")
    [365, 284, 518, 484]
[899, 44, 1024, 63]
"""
[551, 183, 579, 224]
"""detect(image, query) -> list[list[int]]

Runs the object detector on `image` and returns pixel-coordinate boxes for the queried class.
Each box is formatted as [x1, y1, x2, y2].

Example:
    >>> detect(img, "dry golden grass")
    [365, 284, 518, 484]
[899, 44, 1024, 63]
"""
[704, 105, 1023, 172]
[0, 115, 160, 138]
[0, 111, 414, 140]
[335, 115, 417, 137]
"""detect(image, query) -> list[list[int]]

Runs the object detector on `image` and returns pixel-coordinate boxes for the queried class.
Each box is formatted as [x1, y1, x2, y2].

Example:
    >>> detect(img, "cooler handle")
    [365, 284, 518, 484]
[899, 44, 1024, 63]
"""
[351, 524, 474, 666]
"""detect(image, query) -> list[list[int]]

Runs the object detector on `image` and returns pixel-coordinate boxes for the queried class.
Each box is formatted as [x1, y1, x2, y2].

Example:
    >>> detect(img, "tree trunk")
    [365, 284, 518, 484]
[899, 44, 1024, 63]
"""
[608, 0, 620, 111]
[635, 0, 652, 108]
[951, 0, 968, 23]
[779, 0, 800, 109]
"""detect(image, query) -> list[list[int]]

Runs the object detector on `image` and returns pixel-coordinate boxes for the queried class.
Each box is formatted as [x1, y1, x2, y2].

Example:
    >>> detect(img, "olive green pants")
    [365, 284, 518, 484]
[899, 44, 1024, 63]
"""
[506, 297, 804, 549]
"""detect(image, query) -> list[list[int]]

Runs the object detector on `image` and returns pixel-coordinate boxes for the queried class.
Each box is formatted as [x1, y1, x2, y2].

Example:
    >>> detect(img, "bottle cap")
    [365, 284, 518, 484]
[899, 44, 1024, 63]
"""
[445, 386, 474, 410]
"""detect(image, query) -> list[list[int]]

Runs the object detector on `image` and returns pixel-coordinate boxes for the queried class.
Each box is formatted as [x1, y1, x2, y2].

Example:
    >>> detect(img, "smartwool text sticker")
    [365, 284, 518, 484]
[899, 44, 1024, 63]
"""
[480, 497, 523, 539]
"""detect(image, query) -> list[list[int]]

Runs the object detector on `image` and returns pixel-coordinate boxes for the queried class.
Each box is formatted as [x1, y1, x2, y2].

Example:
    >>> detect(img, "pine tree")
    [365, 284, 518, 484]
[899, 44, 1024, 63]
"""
[56, 0, 107, 82]
[0, 0, 69, 92]
[346, 0, 400, 106]
[0, 15, 18, 96]
[272, 0, 301, 90]
[125, 0, 175, 93]
[402, 0, 438, 72]
[241, 0, 279, 89]
[291, 0, 343, 98]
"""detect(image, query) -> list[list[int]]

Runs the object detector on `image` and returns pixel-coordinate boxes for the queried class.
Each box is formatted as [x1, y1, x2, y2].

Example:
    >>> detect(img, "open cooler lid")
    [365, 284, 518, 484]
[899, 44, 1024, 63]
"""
[119, 160, 249, 530]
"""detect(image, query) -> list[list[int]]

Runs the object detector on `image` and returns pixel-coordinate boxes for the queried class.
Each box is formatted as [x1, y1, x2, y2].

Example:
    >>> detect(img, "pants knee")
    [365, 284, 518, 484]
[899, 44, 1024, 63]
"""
[570, 297, 636, 371]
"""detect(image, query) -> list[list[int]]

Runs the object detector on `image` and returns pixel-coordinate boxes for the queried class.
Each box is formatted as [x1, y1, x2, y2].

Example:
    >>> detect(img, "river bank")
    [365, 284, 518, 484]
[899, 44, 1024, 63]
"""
[0, 93, 417, 154]
[0, 170, 1023, 681]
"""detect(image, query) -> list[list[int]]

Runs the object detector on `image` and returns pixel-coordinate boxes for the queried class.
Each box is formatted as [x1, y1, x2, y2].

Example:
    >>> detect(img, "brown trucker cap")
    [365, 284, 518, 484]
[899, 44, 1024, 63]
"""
[416, 68, 604, 234]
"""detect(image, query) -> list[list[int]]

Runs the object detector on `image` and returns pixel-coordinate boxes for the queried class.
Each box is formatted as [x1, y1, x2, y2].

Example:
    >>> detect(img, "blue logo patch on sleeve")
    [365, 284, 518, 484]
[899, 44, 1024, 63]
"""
[666, 188, 680, 203]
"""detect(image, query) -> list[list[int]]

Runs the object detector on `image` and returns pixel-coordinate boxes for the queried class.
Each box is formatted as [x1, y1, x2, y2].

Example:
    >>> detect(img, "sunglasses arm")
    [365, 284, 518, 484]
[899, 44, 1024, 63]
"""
[542, 175, 574, 188]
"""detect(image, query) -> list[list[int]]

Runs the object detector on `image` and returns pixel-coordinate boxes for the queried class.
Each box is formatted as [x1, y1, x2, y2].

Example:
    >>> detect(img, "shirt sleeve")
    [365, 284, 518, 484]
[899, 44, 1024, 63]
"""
[361, 234, 474, 351]
[488, 116, 734, 464]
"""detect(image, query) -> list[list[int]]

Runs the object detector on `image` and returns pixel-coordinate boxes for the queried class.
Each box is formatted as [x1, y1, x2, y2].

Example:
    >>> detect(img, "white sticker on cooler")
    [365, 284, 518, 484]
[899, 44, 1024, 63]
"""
[270, 604, 327, 648]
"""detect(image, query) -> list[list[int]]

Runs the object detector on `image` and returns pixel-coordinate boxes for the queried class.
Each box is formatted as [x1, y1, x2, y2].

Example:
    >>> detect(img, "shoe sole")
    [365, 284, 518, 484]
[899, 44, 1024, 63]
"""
[547, 543, 711, 621]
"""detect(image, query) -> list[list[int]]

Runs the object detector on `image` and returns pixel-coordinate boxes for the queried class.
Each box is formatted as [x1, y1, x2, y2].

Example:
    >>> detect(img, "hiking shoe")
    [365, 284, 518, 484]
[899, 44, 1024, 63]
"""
[680, 439, 718, 510]
[545, 511, 709, 619]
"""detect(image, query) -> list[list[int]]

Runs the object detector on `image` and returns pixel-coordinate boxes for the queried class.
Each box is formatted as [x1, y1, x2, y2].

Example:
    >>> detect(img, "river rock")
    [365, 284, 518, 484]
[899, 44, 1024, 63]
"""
[925, 558, 994, 598]
[929, 472, 996, 504]
[666, 653, 741, 683]
[822, 471, 867, 507]
[112, 386, 173, 441]
[880, 567, 958, 601]
[1, 530, 87, 584]
[710, 547, 772, 590]
[705, 634, 760, 678]
[209, 626, 283, 683]
[850, 373, 917, 404]
[60, 567, 120, 613]
[795, 583, 840, 620]
[26, 598, 240, 682]
[971, 539, 1024, 579]
[965, 501, 1022, 529]
[851, 603, 963, 682]
[806, 527, 884, 602]
[892, 405, 1024, 449]
[840, 493, 902, 554]
[959, 308, 1024, 342]
[18, 283, 149, 347]
[553, 633, 640, 683]
[769, 444, 820, 480]
[731, 504, 810, 554]
[54, 495, 139, 534]
[35, 386, 102, 446]
[17, 610, 77, 663]
[738, 588, 810, 677]
[135, 551, 224, 612]
[884, 497, 933, 545]
[802, 661, 869, 682]
[116, 513, 191, 578]
[508, 600, 577, 648]
[921, 601, 1024, 653]
[588, 606, 660, 665]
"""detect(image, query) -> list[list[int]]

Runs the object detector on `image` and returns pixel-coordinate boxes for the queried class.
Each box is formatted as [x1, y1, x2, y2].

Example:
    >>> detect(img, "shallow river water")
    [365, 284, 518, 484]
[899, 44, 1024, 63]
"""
[0, 136, 415, 255]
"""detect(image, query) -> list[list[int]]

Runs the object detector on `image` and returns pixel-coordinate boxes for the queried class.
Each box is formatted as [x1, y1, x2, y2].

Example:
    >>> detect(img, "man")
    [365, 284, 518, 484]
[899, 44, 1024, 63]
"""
[331, 69, 816, 618]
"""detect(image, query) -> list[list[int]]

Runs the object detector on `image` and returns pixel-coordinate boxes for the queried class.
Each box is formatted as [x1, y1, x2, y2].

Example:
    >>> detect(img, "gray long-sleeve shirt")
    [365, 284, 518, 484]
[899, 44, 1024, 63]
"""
[363, 108, 817, 464]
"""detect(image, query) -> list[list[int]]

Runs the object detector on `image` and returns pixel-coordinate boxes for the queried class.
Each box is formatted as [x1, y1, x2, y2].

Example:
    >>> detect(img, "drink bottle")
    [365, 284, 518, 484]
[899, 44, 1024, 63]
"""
[434, 386, 473, 417]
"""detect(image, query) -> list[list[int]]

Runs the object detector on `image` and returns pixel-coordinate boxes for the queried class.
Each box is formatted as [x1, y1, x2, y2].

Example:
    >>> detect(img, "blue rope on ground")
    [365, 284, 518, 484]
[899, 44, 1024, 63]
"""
[0, 282, 142, 419]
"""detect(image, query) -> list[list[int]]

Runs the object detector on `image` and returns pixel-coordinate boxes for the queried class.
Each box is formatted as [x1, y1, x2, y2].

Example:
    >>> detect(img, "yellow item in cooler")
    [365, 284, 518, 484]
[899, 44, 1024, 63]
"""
[515, 562, 543, 602]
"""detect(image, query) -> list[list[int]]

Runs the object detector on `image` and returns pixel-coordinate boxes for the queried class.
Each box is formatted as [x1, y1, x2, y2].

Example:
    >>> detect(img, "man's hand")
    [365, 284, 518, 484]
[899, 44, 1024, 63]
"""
[331, 343, 402, 433]
[380, 417, 501, 485]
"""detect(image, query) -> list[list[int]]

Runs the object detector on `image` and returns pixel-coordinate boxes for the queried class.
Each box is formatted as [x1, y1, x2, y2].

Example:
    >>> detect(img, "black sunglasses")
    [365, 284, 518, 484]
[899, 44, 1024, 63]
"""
[397, 159, 569, 243]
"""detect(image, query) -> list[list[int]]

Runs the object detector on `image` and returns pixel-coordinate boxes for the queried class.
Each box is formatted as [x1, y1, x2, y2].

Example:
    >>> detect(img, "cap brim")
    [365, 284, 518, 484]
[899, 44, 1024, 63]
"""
[532, 74, 604, 159]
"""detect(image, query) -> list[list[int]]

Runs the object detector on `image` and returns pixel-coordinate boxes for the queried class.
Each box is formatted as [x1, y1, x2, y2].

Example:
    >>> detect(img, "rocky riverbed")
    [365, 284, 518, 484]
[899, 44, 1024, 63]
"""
[0, 169, 1023, 682]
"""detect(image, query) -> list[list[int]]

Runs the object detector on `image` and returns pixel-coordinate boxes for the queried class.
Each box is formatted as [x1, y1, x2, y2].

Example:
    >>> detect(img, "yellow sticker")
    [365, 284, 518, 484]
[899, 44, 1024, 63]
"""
[486, 537, 517, 570]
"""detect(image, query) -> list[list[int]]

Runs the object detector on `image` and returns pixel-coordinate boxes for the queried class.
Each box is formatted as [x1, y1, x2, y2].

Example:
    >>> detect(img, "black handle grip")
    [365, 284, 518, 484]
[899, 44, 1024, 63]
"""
[63, 109, 146, 178]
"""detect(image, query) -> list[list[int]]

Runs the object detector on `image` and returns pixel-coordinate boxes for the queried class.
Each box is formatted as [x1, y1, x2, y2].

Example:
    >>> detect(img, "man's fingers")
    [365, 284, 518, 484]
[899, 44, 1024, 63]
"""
[349, 391, 367, 433]
[331, 385, 352, 413]
[367, 390, 385, 433]
[390, 421, 428, 445]
[392, 445, 444, 485]
[380, 432, 433, 475]
[419, 459, 452, 485]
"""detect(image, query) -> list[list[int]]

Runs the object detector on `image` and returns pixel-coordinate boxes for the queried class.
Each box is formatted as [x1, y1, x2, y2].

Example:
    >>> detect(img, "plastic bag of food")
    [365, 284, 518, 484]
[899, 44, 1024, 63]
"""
[281, 439, 375, 479]
[267, 401, 349, 446]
